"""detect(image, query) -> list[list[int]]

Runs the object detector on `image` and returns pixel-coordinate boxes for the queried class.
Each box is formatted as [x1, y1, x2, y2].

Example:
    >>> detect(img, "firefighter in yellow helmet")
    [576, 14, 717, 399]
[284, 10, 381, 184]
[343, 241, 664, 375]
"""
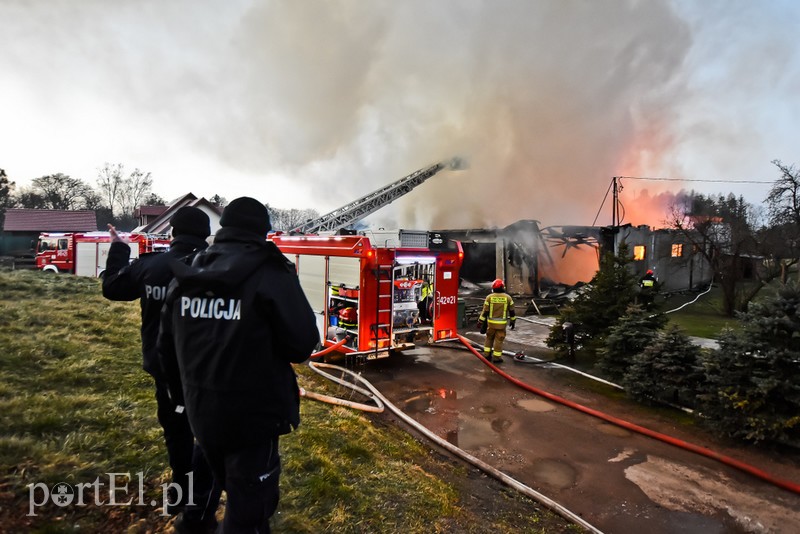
[477, 278, 516, 363]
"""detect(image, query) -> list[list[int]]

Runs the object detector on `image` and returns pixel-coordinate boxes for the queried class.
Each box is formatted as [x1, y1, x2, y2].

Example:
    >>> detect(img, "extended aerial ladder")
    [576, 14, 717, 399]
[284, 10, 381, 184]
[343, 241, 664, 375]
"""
[290, 157, 465, 234]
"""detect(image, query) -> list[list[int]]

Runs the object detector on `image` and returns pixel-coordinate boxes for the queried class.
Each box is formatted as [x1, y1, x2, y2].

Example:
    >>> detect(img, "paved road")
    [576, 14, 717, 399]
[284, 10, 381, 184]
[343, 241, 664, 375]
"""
[357, 322, 800, 534]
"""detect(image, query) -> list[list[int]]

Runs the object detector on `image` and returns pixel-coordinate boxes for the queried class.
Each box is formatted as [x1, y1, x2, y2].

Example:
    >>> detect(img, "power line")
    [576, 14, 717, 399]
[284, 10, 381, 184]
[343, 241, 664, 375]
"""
[616, 176, 773, 184]
[591, 178, 613, 227]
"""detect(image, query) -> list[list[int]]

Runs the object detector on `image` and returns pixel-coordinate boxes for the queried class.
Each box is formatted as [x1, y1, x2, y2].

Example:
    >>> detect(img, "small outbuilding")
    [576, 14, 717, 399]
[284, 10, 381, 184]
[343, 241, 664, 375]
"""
[0, 209, 97, 261]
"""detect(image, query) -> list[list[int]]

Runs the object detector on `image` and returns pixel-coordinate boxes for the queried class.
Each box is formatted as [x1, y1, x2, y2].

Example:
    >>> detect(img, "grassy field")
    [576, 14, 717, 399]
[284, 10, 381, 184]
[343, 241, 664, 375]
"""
[660, 286, 741, 339]
[0, 270, 576, 533]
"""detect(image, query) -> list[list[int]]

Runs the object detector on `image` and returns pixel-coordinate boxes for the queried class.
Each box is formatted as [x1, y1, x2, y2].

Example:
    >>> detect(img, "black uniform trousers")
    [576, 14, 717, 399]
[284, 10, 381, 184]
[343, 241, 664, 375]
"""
[155, 381, 220, 522]
[199, 435, 282, 534]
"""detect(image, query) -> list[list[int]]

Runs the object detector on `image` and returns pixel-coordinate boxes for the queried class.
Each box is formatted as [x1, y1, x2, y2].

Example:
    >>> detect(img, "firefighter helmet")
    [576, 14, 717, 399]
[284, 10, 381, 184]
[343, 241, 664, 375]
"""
[492, 279, 505, 290]
[646, 269, 654, 275]
[339, 307, 357, 323]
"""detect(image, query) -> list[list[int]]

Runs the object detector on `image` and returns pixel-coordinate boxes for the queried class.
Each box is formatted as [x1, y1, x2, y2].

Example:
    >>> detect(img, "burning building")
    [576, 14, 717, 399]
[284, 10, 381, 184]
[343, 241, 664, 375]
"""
[444, 220, 713, 298]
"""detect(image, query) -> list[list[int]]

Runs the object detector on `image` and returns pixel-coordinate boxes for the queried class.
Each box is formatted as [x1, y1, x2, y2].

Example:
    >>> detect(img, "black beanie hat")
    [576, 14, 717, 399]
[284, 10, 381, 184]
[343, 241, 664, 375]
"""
[169, 206, 211, 239]
[220, 197, 271, 236]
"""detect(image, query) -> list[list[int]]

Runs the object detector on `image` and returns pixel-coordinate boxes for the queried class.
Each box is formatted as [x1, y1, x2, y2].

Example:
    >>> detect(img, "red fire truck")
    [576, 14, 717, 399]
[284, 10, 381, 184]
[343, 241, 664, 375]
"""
[270, 230, 463, 360]
[36, 232, 170, 277]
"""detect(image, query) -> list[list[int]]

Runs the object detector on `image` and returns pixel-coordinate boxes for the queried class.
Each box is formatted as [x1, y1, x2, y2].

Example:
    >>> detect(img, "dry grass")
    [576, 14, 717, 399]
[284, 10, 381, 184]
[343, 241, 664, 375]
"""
[0, 269, 576, 533]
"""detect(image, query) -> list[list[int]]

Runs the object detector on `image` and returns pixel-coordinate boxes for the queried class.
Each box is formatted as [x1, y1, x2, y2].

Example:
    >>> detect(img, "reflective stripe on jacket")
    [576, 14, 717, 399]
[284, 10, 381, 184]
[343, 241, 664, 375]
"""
[479, 292, 515, 326]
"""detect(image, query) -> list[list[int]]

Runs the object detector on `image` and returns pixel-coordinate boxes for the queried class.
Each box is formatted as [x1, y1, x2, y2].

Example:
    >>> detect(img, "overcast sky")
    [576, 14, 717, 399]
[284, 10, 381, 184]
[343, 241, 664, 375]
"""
[2, 0, 798, 230]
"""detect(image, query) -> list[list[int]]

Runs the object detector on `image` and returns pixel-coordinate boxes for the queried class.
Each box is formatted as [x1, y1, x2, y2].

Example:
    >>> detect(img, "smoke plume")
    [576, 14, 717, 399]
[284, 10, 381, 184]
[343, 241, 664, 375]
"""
[13, 1, 790, 231]
[232, 1, 697, 230]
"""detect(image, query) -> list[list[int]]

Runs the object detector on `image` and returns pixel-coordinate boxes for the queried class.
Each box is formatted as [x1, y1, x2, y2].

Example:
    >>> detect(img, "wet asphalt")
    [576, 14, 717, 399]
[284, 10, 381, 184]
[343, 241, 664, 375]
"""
[353, 320, 800, 534]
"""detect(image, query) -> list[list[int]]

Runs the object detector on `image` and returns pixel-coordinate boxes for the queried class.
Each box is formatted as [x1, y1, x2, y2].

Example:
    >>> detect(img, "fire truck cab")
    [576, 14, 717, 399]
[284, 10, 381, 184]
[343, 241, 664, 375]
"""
[36, 232, 170, 277]
[270, 230, 463, 361]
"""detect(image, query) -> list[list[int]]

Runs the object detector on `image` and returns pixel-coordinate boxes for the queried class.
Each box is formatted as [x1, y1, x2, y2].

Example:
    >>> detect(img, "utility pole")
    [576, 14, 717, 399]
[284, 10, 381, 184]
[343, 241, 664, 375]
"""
[612, 176, 619, 254]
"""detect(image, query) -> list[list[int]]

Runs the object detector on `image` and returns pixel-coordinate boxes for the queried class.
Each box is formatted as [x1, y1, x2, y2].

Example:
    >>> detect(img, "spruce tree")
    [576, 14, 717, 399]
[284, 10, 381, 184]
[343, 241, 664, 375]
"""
[700, 283, 800, 444]
[547, 242, 639, 356]
[624, 325, 704, 408]
[599, 304, 667, 382]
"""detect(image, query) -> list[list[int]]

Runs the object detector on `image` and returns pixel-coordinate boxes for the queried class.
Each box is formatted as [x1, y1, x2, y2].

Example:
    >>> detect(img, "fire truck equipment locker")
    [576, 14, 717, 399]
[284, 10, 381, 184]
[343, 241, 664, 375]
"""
[270, 233, 463, 361]
[75, 241, 139, 277]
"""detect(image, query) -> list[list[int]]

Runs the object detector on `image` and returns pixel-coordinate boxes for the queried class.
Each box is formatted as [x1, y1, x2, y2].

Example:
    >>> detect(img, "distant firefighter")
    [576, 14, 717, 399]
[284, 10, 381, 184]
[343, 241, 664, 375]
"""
[638, 269, 658, 309]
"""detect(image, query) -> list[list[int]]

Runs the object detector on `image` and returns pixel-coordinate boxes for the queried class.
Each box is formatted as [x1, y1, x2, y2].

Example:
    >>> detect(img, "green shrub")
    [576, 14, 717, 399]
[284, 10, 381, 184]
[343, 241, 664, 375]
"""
[699, 283, 800, 444]
[598, 304, 667, 382]
[547, 243, 638, 357]
[623, 325, 704, 408]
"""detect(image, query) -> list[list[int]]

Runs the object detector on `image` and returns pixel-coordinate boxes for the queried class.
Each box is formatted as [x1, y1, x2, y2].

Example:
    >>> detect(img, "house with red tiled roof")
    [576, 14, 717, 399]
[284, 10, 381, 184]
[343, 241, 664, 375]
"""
[1, 209, 98, 258]
[3, 209, 97, 232]
[134, 193, 223, 236]
[133, 205, 168, 228]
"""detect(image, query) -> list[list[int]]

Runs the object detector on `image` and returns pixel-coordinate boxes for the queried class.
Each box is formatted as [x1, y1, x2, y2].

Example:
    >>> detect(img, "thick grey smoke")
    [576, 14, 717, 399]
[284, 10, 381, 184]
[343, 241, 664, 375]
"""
[17, 0, 788, 230]
[222, 0, 697, 230]
[225, 1, 694, 231]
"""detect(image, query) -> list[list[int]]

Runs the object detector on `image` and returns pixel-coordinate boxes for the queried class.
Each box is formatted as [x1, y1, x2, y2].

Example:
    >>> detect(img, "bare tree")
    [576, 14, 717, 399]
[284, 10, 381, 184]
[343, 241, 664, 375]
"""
[144, 192, 167, 206]
[96, 163, 124, 216]
[14, 190, 47, 209]
[668, 193, 775, 316]
[766, 160, 800, 227]
[82, 189, 106, 211]
[266, 206, 320, 231]
[30, 174, 91, 210]
[96, 163, 156, 216]
[765, 160, 800, 281]
[118, 168, 153, 216]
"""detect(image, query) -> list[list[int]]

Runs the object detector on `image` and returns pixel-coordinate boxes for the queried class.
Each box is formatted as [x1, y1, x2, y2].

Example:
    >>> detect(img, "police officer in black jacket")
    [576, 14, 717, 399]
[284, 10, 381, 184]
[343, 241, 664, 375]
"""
[158, 197, 320, 533]
[103, 207, 219, 532]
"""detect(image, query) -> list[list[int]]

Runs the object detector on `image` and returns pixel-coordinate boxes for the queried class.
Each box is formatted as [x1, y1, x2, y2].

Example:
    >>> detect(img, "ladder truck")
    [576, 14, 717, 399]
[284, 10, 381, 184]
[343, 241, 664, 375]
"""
[271, 159, 466, 361]
[290, 157, 465, 234]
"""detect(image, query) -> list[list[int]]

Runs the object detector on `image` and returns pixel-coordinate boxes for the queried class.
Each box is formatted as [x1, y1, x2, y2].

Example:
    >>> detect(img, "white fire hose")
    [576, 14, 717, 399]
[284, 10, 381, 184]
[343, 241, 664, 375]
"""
[301, 361, 605, 534]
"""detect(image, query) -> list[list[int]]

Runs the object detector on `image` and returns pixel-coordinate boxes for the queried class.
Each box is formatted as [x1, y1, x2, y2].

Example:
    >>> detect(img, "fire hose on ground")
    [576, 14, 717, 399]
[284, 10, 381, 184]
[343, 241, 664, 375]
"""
[454, 334, 800, 496]
[453, 331, 624, 390]
[299, 342, 605, 534]
[299, 338, 385, 413]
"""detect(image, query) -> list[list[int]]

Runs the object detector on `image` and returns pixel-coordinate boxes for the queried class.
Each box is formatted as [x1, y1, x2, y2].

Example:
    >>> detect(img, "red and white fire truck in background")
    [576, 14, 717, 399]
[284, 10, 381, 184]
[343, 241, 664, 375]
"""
[270, 229, 463, 360]
[36, 232, 170, 277]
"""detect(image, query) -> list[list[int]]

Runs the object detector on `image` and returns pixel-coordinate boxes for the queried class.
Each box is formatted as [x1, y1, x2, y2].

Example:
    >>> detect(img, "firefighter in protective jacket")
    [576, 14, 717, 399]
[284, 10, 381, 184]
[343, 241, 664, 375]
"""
[638, 269, 658, 310]
[478, 278, 516, 363]
[158, 197, 320, 533]
[417, 276, 433, 323]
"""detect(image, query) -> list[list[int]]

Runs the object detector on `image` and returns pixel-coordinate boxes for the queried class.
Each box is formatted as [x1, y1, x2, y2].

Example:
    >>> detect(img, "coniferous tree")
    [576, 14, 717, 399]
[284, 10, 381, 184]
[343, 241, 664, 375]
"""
[0, 168, 13, 229]
[598, 304, 667, 382]
[700, 283, 800, 444]
[624, 325, 704, 408]
[547, 242, 639, 355]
